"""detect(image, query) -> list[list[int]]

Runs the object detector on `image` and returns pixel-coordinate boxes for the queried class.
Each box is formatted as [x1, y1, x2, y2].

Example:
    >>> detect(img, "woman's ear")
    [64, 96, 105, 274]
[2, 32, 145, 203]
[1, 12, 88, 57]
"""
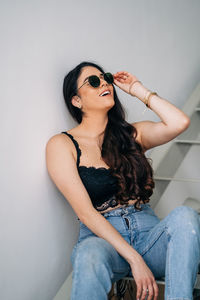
[71, 95, 82, 109]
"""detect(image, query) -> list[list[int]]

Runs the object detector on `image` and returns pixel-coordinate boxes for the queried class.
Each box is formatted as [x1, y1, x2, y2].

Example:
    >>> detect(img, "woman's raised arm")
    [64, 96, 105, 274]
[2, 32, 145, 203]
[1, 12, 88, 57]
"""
[113, 71, 190, 151]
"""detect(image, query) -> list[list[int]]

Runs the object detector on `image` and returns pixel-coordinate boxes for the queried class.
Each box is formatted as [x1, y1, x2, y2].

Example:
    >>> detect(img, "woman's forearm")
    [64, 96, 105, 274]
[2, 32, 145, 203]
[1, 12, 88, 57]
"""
[81, 209, 141, 265]
[130, 82, 190, 132]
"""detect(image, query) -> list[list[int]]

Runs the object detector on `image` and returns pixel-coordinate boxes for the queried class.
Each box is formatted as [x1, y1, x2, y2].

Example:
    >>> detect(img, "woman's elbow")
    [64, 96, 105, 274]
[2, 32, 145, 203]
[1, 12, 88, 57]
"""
[178, 115, 190, 133]
[182, 115, 190, 130]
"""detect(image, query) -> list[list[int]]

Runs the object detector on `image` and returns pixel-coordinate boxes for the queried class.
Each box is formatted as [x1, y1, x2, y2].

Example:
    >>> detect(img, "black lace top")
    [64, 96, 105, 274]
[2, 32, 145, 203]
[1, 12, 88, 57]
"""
[61, 131, 119, 212]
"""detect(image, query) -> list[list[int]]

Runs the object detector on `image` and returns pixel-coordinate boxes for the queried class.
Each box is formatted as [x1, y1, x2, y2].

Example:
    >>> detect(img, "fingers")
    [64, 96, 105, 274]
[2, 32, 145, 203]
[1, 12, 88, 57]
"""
[141, 285, 148, 300]
[152, 280, 159, 300]
[136, 280, 159, 300]
[147, 284, 154, 300]
[136, 281, 148, 300]
[114, 71, 130, 76]
[113, 75, 127, 82]
[113, 71, 131, 80]
[113, 73, 132, 86]
[136, 280, 143, 300]
[113, 71, 138, 86]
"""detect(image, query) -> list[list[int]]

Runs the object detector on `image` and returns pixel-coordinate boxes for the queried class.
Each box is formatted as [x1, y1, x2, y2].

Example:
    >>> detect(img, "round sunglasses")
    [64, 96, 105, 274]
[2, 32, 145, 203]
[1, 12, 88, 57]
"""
[77, 72, 114, 90]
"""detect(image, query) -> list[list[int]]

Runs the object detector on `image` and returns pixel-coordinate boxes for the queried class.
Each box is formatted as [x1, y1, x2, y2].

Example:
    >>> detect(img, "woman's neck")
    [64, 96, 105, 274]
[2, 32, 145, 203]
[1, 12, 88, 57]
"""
[77, 114, 108, 139]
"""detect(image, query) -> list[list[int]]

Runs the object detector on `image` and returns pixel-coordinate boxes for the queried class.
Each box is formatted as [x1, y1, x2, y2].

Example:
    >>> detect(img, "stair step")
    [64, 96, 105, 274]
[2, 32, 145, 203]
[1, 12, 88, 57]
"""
[154, 176, 200, 183]
[175, 139, 200, 144]
[149, 83, 200, 209]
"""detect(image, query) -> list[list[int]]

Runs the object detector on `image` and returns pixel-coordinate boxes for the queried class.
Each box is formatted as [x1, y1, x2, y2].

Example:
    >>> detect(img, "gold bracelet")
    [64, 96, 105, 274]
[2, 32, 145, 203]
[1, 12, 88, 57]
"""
[129, 80, 142, 95]
[144, 91, 158, 108]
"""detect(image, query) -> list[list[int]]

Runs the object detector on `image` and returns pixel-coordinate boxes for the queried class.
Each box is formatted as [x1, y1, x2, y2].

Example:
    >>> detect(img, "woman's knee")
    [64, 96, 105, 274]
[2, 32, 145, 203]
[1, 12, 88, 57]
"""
[167, 205, 200, 233]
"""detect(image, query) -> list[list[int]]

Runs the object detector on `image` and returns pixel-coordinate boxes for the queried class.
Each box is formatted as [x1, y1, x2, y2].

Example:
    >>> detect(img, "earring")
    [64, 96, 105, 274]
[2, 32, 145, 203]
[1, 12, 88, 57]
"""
[78, 104, 82, 109]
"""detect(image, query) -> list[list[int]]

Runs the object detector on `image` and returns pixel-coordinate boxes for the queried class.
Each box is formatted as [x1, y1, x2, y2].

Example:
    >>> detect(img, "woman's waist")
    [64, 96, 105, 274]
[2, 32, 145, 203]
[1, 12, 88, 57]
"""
[93, 194, 148, 214]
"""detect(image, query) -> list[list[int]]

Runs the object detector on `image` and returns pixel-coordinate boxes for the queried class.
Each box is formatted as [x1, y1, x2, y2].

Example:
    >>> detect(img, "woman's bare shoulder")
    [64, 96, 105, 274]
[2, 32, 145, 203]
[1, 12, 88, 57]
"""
[46, 127, 83, 162]
[46, 130, 76, 155]
[46, 126, 79, 145]
[46, 132, 70, 146]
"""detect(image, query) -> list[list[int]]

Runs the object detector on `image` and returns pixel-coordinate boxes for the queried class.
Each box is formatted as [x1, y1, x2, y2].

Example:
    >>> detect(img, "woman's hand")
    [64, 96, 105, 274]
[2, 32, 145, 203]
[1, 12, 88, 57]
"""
[113, 71, 140, 94]
[129, 256, 159, 300]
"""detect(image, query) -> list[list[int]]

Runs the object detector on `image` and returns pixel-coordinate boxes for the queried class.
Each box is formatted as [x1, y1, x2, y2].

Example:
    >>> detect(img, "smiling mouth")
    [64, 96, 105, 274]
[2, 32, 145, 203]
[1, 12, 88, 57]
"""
[99, 90, 111, 97]
[99, 94, 112, 98]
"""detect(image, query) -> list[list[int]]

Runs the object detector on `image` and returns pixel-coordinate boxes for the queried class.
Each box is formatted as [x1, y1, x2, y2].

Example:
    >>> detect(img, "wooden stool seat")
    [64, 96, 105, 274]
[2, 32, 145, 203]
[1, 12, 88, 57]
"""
[108, 273, 200, 300]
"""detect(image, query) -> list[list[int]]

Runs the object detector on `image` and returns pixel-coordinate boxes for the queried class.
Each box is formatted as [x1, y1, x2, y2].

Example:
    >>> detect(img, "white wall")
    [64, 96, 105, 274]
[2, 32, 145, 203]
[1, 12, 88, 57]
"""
[1, 0, 200, 299]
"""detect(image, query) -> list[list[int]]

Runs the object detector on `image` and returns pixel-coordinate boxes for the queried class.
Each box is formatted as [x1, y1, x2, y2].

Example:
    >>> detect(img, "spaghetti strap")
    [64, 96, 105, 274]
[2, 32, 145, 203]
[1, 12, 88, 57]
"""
[61, 131, 81, 167]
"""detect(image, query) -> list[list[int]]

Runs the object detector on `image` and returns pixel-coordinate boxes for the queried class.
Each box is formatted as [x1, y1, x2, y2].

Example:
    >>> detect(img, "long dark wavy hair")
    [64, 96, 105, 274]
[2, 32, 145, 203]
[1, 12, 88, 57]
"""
[63, 61, 154, 209]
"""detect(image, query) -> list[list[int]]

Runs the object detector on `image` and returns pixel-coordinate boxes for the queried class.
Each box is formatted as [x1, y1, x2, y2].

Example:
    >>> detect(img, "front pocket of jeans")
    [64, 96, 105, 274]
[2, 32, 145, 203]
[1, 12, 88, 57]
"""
[134, 212, 160, 231]
[106, 216, 130, 235]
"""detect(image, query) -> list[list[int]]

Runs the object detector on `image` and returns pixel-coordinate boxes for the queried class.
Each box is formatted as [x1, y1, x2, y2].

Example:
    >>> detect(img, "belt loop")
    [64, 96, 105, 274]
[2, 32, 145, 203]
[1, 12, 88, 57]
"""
[120, 208, 126, 216]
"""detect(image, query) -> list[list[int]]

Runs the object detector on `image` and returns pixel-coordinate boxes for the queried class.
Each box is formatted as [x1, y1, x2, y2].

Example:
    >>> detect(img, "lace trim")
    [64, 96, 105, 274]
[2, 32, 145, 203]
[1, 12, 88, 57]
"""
[61, 132, 82, 166]
[78, 165, 111, 172]
[95, 195, 119, 212]
[62, 132, 111, 171]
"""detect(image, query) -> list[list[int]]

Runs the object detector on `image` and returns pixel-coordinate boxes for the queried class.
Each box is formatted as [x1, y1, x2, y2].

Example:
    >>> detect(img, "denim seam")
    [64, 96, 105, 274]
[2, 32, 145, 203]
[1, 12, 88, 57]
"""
[112, 268, 130, 275]
[111, 251, 130, 274]
[140, 226, 169, 256]
[110, 253, 130, 274]
[71, 253, 80, 300]
[166, 230, 172, 299]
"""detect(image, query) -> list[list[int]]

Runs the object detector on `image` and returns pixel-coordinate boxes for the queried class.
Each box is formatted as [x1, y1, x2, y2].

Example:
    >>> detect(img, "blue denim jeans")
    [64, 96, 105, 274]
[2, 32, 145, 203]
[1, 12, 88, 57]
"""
[70, 204, 200, 300]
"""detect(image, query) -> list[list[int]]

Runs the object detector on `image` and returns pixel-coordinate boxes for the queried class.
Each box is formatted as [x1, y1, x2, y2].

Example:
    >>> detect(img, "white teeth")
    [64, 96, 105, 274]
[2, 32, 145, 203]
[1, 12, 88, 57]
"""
[100, 91, 110, 96]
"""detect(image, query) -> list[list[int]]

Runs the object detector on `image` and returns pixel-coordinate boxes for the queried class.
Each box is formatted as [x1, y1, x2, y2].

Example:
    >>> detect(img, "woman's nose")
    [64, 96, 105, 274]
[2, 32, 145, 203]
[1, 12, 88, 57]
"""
[100, 78, 108, 87]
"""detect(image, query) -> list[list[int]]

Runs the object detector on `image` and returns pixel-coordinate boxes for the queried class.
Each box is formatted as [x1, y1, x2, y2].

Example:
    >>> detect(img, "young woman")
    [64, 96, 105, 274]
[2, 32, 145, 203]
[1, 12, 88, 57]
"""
[46, 61, 200, 300]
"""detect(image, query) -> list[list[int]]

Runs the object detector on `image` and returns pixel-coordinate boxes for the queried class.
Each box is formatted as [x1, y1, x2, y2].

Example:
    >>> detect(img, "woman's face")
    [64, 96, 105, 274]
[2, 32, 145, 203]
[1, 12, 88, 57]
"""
[74, 66, 115, 112]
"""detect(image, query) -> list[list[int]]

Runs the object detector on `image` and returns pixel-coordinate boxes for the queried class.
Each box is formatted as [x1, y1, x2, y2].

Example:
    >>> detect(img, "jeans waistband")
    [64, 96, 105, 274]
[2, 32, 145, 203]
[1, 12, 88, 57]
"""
[101, 203, 150, 217]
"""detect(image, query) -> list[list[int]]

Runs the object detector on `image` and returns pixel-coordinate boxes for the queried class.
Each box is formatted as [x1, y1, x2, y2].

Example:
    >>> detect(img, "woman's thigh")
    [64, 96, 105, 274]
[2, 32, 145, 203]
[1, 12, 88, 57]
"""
[120, 204, 168, 278]
[71, 236, 131, 282]
[133, 228, 169, 279]
[131, 205, 200, 279]
[71, 204, 165, 280]
[71, 205, 200, 281]
[70, 211, 138, 282]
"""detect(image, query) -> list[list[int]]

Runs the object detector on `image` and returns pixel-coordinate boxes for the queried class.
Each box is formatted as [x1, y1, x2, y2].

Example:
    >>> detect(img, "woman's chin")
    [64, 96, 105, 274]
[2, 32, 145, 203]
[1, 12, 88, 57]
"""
[102, 97, 115, 107]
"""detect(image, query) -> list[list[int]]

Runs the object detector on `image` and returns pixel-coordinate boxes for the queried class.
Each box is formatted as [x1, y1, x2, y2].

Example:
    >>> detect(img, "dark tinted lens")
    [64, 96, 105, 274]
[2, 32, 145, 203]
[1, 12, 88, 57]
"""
[88, 75, 100, 87]
[104, 72, 114, 84]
